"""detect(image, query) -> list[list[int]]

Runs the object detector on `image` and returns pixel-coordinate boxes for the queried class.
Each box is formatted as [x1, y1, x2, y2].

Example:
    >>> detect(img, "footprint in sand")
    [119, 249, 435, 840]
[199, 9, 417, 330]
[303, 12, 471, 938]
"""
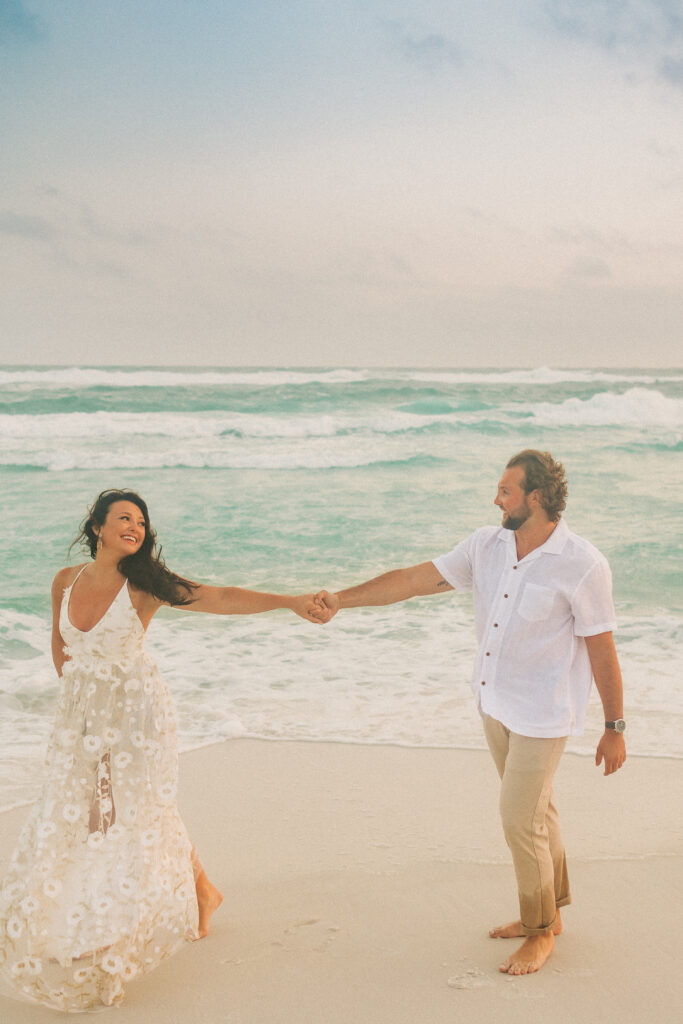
[447, 967, 495, 990]
[282, 918, 341, 953]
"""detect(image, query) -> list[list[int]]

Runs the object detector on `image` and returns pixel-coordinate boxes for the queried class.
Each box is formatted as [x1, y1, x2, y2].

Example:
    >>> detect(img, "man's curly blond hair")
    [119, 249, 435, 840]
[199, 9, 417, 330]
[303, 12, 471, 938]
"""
[506, 450, 568, 522]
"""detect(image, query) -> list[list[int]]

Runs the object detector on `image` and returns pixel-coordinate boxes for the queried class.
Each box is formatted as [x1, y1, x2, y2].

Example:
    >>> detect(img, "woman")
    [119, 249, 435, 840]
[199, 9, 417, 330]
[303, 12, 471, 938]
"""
[0, 489, 319, 1011]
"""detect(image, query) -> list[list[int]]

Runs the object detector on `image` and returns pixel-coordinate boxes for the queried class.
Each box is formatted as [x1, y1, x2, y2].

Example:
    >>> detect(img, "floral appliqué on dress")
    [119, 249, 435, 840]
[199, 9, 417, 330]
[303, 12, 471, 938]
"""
[0, 571, 199, 1011]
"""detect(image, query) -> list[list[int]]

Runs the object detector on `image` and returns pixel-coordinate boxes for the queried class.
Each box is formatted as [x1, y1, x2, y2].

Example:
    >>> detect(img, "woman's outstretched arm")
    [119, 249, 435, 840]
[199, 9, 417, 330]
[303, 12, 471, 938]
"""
[174, 584, 320, 621]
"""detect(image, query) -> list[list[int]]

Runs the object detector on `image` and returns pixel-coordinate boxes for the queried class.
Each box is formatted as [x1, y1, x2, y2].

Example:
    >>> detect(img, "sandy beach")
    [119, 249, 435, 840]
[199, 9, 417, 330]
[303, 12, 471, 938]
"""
[1, 739, 681, 1023]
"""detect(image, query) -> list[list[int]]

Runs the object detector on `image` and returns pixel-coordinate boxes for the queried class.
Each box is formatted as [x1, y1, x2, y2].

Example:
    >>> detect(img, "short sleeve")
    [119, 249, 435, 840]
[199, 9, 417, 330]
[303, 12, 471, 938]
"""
[571, 557, 617, 636]
[432, 533, 476, 593]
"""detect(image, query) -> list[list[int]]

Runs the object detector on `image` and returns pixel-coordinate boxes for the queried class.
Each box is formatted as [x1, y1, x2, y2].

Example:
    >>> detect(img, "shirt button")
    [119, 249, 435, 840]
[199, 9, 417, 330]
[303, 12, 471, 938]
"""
[485, 652, 490, 656]
[513, 565, 518, 570]
[481, 680, 486, 686]
[493, 623, 498, 628]
[504, 594, 509, 598]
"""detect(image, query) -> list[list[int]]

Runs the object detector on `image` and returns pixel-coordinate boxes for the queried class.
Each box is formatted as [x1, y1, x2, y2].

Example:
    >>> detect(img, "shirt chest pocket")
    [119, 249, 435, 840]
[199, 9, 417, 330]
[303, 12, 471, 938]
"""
[517, 582, 556, 621]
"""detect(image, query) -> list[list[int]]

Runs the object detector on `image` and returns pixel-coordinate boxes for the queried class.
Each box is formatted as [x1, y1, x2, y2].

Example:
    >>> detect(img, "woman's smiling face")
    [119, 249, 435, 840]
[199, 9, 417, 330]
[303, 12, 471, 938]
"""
[96, 501, 146, 555]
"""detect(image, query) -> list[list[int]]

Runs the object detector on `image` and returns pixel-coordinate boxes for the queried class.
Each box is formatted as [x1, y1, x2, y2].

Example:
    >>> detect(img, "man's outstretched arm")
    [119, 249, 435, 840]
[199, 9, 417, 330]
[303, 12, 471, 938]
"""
[313, 561, 452, 620]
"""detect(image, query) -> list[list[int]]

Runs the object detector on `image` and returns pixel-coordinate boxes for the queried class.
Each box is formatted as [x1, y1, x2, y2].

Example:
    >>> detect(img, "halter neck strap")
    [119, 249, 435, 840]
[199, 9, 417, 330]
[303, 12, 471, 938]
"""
[71, 564, 89, 586]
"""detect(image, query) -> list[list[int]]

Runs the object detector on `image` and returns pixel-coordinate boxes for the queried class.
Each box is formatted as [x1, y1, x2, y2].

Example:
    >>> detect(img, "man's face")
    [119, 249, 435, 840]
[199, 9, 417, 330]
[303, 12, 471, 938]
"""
[494, 466, 532, 531]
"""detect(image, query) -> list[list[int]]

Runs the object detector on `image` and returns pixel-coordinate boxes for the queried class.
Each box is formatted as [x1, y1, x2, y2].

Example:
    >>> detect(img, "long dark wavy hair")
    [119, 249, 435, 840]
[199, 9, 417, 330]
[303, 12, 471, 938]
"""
[71, 489, 197, 606]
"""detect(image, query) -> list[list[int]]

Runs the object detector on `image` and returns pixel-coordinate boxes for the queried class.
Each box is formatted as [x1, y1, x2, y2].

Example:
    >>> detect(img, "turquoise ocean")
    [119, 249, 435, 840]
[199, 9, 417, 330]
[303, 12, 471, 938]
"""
[0, 366, 681, 812]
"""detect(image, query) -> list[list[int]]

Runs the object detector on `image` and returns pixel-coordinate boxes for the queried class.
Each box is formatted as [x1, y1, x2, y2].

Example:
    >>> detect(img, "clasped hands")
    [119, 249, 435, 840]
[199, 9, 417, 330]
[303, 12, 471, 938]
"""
[296, 590, 339, 624]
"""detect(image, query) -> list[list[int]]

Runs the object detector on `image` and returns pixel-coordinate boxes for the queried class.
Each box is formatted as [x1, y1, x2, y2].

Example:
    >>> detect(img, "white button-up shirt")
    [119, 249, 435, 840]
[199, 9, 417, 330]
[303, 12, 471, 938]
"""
[432, 519, 616, 738]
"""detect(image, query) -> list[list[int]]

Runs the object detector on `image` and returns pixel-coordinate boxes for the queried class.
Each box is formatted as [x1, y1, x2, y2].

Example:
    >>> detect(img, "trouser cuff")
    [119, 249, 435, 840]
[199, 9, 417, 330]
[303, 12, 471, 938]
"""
[522, 920, 556, 936]
[522, 895, 571, 935]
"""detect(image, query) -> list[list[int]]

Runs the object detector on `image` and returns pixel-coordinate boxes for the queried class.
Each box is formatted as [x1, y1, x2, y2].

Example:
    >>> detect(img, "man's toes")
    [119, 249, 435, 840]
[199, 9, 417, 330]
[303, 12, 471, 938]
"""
[500, 959, 533, 976]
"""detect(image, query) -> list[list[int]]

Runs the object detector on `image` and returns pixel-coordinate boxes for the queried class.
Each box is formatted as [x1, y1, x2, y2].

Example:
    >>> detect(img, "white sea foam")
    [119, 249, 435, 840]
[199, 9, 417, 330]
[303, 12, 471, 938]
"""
[0, 438, 438, 472]
[1, 387, 680, 444]
[0, 603, 680, 811]
[530, 388, 683, 429]
[0, 410, 342, 439]
[410, 368, 683, 385]
[0, 408, 498, 448]
[2, 386, 681, 471]
[1, 366, 681, 391]
[0, 367, 373, 389]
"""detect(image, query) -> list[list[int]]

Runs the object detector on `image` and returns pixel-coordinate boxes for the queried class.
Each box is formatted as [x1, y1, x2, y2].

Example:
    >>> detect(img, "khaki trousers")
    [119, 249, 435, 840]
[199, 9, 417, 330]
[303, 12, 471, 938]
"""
[483, 715, 571, 935]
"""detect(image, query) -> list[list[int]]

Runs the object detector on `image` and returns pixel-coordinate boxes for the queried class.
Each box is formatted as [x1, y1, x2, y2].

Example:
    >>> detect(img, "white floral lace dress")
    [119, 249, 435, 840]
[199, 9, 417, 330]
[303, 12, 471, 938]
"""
[0, 569, 199, 1012]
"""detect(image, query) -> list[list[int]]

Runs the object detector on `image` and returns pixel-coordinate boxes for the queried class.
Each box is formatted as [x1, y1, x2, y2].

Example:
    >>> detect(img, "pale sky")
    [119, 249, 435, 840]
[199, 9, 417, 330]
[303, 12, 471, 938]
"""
[1, 0, 682, 367]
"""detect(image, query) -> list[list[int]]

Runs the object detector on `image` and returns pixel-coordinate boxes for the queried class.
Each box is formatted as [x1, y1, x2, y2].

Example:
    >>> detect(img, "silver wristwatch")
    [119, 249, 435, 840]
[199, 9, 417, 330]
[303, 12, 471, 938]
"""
[605, 719, 626, 732]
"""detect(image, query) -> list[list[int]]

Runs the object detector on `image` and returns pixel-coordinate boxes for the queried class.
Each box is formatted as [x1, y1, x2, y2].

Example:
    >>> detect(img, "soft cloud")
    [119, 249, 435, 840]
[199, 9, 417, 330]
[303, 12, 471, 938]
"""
[546, 224, 632, 253]
[563, 256, 613, 283]
[77, 204, 148, 248]
[543, 0, 683, 48]
[0, 210, 55, 240]
[383, 19, 466, 72]
[0, 191, 150, 291]
[660, 55, 683, 86]
[542, 0, 683, 87]
[0, 0, 42, 43]
[327, 245, 420, 289]
[0, 2, 680, 366]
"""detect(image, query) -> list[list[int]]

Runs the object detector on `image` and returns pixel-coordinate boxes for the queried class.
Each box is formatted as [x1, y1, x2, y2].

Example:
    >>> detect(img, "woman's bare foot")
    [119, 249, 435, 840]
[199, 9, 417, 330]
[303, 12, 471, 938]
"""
[498, 932, 555, 975]
[195, 871, 223, 938]
[489, 908, 562, 939]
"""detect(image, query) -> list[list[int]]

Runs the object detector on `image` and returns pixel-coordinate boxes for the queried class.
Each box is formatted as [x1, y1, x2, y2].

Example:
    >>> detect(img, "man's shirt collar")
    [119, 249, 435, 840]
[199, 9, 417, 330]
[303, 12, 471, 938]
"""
[497, 517, 569, 557]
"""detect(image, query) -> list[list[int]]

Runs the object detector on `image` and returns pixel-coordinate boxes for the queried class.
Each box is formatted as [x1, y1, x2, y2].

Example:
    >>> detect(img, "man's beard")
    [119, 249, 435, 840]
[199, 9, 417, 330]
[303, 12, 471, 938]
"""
[502, 508, 531, 531]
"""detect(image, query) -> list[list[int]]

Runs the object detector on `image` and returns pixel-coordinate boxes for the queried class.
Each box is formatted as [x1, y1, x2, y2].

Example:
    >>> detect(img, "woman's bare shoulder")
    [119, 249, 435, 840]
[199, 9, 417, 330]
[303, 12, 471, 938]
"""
[51, 564, 86, 593]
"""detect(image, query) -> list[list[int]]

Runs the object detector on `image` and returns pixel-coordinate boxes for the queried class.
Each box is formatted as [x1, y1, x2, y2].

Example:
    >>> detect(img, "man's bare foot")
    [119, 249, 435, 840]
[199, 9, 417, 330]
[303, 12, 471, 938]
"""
[489, 908, 562, 939]
[195, 873, 223, 938]
[498, 932, 555, 975]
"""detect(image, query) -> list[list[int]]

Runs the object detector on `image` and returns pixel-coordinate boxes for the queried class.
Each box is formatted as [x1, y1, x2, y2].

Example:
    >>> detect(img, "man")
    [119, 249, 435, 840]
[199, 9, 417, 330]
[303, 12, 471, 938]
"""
[312, 450, 625, 976]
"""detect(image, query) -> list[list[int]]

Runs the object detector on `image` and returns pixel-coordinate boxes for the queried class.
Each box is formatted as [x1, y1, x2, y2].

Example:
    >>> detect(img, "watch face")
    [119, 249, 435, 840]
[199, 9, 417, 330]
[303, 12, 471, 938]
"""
[615, 719, 626, 732]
